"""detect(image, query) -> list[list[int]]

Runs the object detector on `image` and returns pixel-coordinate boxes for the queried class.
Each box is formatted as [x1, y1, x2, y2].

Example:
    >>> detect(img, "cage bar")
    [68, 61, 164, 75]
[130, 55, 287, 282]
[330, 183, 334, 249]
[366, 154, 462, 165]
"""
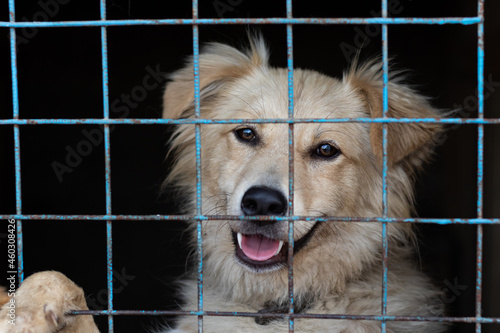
[68, 309, 500, 324]
[475, 1, 485, 332]
[0, 17, 483, 28]
[286, 1, 295, 331]
[1, 215, 499, 224]
[8, 0, 25, 286]
[2, 117, 499, 126]
[381, 0, 389, 331]
[191, 1, 204, 332]
[97, 0, 115, 331]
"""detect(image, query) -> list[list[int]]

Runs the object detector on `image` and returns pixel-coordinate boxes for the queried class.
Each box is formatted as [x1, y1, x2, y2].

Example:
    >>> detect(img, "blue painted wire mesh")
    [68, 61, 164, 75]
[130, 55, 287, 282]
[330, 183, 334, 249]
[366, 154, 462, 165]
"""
[2, 0, 500, 332]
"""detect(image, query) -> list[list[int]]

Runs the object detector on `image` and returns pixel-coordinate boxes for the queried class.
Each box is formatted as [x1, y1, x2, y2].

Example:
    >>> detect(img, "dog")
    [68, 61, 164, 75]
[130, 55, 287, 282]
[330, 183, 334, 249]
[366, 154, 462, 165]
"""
[0, 37, 446, 332]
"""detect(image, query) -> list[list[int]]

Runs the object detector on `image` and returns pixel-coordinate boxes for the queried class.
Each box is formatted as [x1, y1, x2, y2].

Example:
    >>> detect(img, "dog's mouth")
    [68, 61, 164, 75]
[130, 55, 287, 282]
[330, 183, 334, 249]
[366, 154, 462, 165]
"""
[232, 222, 319, 272]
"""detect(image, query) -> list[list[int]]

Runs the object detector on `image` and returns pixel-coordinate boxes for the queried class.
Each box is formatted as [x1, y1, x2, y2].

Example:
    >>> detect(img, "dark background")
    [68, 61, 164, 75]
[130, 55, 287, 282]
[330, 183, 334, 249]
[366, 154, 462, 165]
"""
[0, 1, 499, 332]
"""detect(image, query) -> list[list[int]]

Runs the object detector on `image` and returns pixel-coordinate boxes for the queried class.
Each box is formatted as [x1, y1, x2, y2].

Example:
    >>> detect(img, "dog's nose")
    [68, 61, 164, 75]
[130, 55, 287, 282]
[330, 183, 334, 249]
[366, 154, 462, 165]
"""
[241, 187, 287, 216]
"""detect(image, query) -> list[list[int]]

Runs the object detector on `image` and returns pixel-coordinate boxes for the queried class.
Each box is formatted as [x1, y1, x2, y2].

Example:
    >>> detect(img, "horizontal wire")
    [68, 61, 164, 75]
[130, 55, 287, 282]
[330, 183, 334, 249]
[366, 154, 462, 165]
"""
[68, 310, 500, 324]
[0, 117, 499, 125]
[0, 17, 482, 28]
[2, 215, 499, 224]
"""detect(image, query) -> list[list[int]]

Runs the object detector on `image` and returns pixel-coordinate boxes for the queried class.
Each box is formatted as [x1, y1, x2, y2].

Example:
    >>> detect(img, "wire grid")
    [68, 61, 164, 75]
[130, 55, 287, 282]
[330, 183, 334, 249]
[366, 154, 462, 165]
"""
[2, 0, 500, 332]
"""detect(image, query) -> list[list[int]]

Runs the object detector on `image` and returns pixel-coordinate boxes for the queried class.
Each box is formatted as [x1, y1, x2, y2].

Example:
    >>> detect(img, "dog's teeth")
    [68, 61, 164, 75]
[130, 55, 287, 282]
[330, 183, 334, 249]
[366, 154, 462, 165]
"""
[237, 232, 243, 249]
[275, 240, 284, 256]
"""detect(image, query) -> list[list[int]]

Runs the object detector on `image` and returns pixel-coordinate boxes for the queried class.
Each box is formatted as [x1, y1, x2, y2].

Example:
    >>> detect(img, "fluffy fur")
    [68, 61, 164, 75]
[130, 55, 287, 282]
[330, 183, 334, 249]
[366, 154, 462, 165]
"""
[160, 38, 445, 332]
[0, 271, 99, 333]
[0, 38, 446, 333]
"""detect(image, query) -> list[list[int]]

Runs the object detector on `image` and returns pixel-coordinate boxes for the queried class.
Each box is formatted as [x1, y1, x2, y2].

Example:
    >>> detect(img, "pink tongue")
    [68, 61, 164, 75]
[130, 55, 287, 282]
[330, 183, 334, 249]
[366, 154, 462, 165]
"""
[240, 234, 281, 261]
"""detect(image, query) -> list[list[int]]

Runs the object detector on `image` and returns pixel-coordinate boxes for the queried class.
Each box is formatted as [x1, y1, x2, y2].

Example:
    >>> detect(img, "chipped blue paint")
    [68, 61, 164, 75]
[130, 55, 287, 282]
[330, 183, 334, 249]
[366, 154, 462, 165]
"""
[0, 17, 482, 28]
[1, 117, 499, 125]
[99, 0, 114, 331]
[475, 1, 485, 332]
[286, 2, 295, 331]
[191, 1, 204, 331]
[8, 0, 24, 284]
[380, 2, 389, 331]
[1, 214, 499, 224]
[68, 309, 500, 324]
[476, 225, 483, 333]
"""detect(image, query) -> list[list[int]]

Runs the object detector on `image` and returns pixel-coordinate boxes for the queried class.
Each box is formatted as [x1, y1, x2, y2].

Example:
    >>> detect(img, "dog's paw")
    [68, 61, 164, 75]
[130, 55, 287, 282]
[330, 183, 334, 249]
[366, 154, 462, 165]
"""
[0, 287, 9, 308]
[0, 271, 99, 333]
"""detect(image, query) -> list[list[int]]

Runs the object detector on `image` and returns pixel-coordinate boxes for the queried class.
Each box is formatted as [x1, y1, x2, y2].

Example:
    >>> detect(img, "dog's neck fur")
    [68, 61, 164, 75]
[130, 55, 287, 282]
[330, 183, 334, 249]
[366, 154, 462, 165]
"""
[254, 294, 313, 325]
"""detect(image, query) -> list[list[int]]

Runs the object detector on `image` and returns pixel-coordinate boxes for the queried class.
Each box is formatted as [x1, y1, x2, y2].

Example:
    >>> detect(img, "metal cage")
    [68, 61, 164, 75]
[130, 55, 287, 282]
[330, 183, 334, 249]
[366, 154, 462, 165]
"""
[2, 0, 499, 332]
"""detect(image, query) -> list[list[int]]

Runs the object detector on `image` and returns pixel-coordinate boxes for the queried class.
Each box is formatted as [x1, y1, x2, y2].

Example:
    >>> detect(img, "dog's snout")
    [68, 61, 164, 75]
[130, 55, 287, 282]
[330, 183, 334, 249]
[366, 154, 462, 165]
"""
[241, 187, 287, 216]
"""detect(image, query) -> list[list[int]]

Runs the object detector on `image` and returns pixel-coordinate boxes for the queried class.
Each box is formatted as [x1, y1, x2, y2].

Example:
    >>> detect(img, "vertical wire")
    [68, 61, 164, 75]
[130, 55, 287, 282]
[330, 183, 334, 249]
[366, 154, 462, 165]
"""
[100, 0, 114, 331]
[192, 1, 203, 332]
[8, 0, 24, 284]
[381, 0, 389, 331]
[286, 1, 295, 332]
[475, 0, 484, 331]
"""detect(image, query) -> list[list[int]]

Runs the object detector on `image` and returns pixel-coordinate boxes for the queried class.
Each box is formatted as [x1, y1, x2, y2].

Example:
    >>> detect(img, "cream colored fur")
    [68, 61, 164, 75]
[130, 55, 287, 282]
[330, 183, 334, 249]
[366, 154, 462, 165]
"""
[0, 272, 99, 333]
[0, 38, 446, 333]
[160, 38, 446, 332]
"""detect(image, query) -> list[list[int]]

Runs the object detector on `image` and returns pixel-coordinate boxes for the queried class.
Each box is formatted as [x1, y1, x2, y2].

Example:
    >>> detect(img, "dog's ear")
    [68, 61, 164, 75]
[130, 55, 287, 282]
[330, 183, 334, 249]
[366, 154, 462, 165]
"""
[163, 37, 269, 119]
[345, 60, 443, 169]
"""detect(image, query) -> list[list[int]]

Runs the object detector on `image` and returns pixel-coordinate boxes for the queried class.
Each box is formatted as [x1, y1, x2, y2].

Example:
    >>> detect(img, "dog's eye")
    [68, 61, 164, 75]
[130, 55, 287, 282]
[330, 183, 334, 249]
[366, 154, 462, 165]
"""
[314, 143, 341, 159]
[235, 128, 257, 143]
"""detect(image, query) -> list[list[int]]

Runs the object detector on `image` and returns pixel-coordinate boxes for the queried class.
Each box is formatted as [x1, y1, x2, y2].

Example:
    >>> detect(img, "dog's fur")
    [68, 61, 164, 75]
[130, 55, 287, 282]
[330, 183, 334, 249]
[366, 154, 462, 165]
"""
[159, 38, 445, 333]
[0, 38, 446, 333]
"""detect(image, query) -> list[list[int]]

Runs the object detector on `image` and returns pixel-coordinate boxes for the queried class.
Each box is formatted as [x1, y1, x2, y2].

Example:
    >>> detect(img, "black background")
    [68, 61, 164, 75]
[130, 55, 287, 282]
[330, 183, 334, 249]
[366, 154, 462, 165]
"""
[0, 1, 499, 332]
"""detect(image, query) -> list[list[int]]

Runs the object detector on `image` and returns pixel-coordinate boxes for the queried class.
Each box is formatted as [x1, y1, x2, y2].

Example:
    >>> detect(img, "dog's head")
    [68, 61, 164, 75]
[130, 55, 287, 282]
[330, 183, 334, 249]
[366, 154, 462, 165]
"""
[162, 38, 442, 305]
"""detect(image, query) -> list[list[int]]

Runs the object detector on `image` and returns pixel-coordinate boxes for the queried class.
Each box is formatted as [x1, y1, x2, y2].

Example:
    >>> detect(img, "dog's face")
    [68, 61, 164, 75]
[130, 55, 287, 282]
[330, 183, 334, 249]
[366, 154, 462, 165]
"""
[163, 39, 442, 304]
[196, 70, 379, 274]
